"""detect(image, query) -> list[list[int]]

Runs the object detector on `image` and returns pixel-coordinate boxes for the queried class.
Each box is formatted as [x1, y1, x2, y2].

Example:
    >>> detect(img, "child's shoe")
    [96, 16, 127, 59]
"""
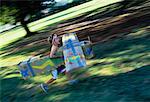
[40, 84, 48, 93]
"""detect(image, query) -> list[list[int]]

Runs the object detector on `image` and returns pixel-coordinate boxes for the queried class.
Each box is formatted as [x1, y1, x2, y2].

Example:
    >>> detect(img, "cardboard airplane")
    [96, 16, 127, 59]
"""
[18, 33, 93, 79]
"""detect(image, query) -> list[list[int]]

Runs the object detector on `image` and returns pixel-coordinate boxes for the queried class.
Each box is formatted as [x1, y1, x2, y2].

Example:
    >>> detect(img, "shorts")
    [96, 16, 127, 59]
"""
[51, 65, 66, 79]
[57, 65, 66, 74]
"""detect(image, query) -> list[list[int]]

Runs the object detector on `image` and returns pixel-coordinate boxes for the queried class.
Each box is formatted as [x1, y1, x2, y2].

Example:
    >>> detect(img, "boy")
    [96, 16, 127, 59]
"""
[40, 34, 78, 93]
[48, 34, 61, 58]
[40, 34, 66, 93]
[40, 65, 66, 93]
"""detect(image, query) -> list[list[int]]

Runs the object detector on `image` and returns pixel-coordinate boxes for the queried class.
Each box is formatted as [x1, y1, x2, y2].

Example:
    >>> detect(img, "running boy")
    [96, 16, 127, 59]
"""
[40, 34, 66, 93]
[40, 34, 78, 93]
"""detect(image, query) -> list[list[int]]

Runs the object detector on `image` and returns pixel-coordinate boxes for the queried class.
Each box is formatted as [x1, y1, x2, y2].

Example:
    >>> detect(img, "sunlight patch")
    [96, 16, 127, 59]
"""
[126, 26, 150, 38]
[31, 74, 52, 83]
[99, 66, 121, 75]
[49, 93, 70, 101]
[0, 55, 31, 67]
[0, 28, 26, 48]
[20, 84, 34, 89]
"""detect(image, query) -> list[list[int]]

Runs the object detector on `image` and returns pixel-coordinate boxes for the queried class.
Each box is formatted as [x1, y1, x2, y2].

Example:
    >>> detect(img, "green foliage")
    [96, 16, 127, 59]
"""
[0, 0, 43, 35]
[0, 6, 18, 24]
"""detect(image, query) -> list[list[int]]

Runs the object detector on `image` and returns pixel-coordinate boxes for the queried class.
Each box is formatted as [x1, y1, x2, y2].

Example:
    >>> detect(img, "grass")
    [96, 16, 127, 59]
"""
[1, 28, 150, 101]
[0, 0, 150, 102]
[0, 0, 122, 48]
[0, 28, 26, 48]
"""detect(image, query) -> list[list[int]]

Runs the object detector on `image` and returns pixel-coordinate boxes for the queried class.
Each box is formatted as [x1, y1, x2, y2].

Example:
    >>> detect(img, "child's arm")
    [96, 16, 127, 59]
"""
[49, 36, 60, 58]
[49, 45, 59, 58]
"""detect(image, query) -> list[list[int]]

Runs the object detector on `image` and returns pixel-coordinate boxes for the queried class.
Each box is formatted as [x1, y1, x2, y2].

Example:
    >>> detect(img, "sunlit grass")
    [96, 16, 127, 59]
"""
[1, 30, 149, 101]
[29, 0, 121, 32]
[0, 55, 31, 67]
[48, 93, 70, 101]
[0, 1, 149, 101]
[29, 0, 111, 27]
[30, 74, 53, 83]
[127, 26, 150, 38]
[99, 66, 121, 75]
[0, 28, 26, 48]
[0, 0, 122, 49]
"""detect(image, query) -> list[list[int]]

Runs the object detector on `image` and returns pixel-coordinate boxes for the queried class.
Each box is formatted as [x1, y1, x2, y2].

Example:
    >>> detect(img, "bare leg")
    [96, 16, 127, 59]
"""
[40, 70, 58, 93]
[46, 78, 56, 84]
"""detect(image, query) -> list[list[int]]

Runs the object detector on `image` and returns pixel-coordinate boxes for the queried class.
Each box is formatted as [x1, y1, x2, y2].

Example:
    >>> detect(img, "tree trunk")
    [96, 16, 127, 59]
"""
[20, 19, 32, 37]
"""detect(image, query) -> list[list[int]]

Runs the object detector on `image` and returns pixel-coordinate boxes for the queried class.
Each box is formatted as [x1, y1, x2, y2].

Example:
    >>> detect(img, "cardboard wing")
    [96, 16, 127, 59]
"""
[18, 56, 64, 79]
[62, 33, 86, 72]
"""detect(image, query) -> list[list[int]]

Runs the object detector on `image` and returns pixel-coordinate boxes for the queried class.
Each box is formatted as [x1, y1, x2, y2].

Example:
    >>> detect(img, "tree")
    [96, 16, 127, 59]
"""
[0, 0, 45, 37]
[0, 0, 92, 36]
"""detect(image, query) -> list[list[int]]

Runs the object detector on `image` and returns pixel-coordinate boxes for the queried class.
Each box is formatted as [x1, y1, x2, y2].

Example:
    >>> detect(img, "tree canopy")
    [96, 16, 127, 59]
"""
[0, 0, 50, 36]
[0, 0, 92, 36]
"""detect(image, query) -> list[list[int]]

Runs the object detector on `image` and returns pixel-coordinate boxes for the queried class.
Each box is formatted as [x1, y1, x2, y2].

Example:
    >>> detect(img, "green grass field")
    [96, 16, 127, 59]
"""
[1, 31, 150, 101]
[0, 0, 150, 102]
[0, 0, 121, 48]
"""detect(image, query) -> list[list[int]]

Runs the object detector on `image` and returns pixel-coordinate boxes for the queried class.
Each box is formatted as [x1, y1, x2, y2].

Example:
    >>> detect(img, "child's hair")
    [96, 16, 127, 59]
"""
[47, 34, 54, 45]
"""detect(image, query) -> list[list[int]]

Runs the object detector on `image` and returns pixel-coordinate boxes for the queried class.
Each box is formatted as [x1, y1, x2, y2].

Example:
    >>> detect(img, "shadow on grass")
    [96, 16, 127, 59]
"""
[54, 0, 148, 33]
[1, 44, 49, 59]
[1, 0, 149, 61]
[1, 64, 150, 102]
[51, 1, 149, 42]
[90, 31, 150, 71]
[0, 65, 45, 102]
[0, 32, 51, 59]
[93, 34, 150, 59]
[0, 76, 42, 102]
[30, 65, 150, 102]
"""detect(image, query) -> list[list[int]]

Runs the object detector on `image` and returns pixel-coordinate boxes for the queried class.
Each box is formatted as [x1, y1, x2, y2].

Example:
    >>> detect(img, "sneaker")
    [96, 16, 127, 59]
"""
[40, 84, 48, 93]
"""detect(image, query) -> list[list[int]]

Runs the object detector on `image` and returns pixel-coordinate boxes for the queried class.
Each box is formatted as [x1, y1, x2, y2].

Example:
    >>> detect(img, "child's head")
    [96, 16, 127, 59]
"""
[47, 34, 60, 46]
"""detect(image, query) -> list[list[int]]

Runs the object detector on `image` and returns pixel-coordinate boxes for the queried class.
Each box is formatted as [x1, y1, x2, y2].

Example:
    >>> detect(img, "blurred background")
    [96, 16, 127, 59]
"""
[0, 0, 150, 102]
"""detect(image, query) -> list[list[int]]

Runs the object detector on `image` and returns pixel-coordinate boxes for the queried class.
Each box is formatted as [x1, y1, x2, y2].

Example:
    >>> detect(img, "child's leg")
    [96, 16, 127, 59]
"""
[46, 78, 56, 84]
[40, 70, 58, 93]
[41, 69, 58, 87]
[57, 65, 76, 84]
[46, 70, 58, 84]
